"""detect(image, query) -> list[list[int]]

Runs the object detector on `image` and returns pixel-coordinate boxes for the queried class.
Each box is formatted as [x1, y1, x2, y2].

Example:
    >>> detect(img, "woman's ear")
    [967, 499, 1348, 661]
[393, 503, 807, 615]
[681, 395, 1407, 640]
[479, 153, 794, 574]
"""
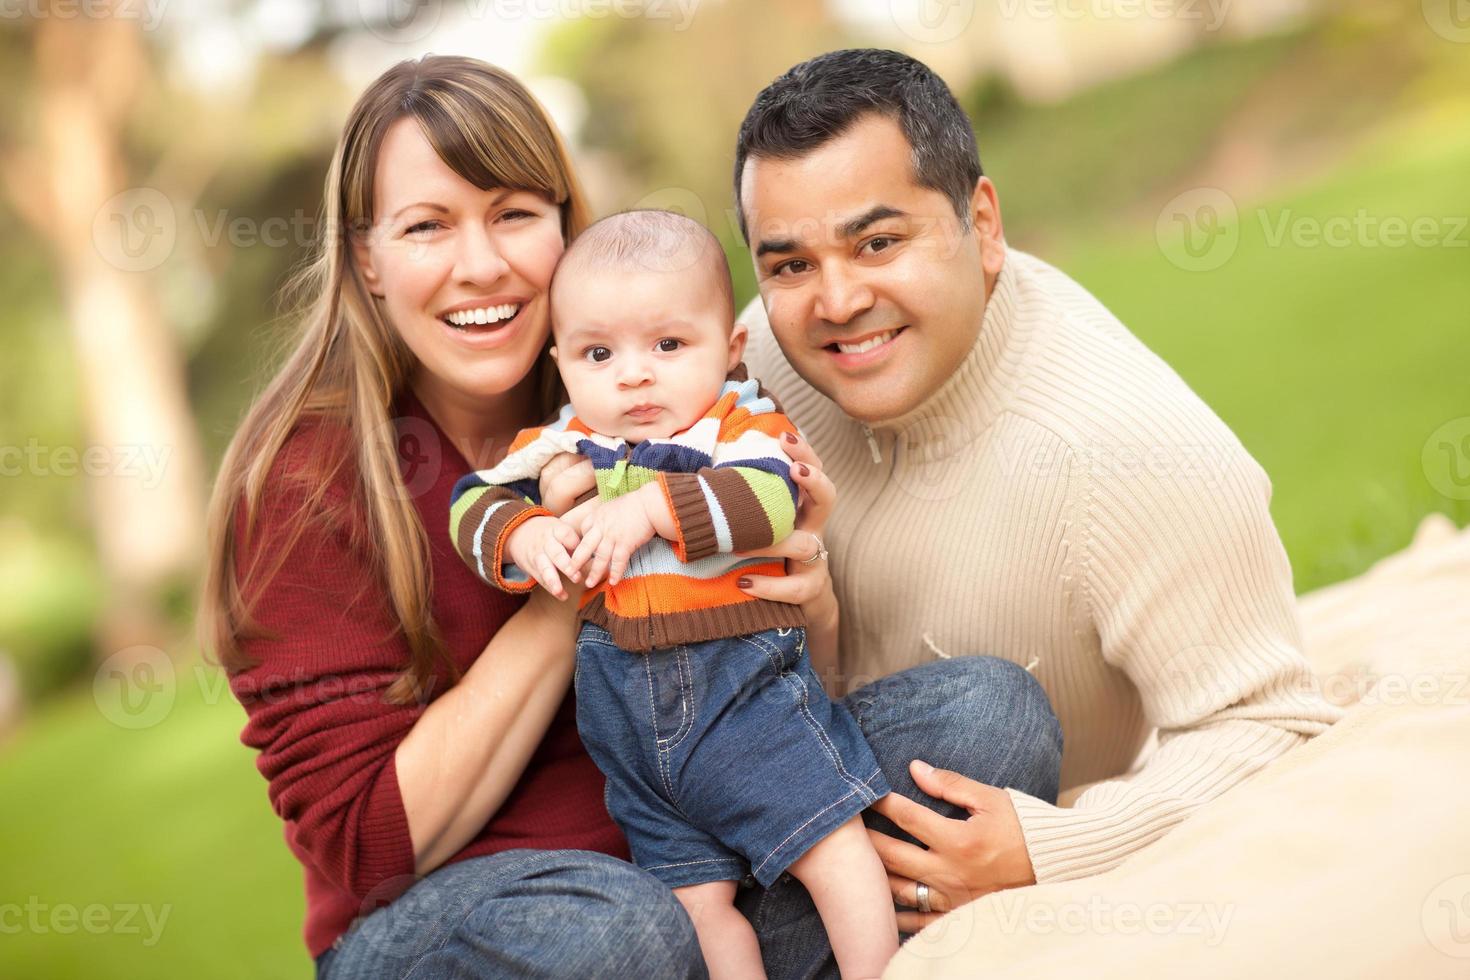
[350, 234, 384, 298]
[726, 321, 749, 372]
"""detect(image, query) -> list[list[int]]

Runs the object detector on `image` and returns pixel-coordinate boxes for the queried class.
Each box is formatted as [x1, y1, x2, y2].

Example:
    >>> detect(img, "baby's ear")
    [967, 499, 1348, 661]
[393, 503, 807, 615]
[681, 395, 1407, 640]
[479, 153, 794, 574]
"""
[726, 321, 749, 372]
[548, 345, 560, 363]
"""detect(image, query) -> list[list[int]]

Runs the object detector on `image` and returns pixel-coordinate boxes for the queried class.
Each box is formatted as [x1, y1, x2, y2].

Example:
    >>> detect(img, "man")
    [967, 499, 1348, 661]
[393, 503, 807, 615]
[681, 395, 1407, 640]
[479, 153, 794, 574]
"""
[733, 48, 1342, 930]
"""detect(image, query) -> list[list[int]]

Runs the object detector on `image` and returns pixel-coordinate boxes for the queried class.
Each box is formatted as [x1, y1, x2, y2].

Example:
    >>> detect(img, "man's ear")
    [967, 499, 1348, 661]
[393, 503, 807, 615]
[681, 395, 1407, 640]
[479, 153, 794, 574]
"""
[351, 233, 384, 297]
[727, 320, 749, 372]
[968, 176, 1006, 280]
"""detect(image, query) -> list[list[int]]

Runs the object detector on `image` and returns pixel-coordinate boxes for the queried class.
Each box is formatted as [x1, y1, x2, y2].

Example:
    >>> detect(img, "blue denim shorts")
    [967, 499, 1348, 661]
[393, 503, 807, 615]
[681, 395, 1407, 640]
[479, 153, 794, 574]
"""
[574, 622, 891, 890]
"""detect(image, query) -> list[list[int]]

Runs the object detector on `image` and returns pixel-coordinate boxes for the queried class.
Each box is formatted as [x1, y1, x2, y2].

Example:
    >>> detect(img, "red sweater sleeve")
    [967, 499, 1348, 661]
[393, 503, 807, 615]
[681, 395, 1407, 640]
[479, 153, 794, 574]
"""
[227, 426, 424, 904]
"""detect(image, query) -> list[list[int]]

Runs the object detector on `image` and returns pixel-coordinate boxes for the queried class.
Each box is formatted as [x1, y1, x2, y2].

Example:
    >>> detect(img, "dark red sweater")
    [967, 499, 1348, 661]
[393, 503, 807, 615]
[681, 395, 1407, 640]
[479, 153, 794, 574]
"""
[227, 388, 628, 959]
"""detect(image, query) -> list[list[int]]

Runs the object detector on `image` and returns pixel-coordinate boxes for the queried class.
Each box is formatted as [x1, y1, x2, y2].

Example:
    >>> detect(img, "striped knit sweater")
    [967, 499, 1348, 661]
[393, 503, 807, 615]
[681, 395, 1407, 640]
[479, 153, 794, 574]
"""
[449, 367, 806, 651]
[739, 248, 1344, 883]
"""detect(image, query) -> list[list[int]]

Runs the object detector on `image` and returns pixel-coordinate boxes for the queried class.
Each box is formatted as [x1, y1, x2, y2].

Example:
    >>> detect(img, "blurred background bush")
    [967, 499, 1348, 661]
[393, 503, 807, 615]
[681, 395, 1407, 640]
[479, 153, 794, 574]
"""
[0, 0, 1465, 975]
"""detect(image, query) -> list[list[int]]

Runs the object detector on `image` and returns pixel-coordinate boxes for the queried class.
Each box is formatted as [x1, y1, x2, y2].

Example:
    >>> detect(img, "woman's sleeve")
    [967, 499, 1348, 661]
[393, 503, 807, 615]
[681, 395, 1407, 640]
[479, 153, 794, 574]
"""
[227, 470, 427, 903]
[1005, 438, 1345, 883]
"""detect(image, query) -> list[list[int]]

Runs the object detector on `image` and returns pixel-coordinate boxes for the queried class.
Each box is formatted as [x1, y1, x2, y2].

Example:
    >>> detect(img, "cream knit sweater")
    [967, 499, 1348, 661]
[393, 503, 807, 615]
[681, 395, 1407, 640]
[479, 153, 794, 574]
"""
[739, 248, 1344, 883]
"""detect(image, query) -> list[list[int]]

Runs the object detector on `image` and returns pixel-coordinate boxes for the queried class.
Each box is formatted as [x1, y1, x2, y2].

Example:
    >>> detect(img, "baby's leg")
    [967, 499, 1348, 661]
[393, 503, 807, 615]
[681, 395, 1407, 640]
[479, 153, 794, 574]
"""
[785, 813, 898, 980]
[672, 879, 766, 980]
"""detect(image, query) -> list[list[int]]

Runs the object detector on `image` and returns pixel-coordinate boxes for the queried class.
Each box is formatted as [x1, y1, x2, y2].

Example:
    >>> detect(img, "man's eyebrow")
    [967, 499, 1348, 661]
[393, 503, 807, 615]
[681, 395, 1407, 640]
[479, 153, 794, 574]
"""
[755, 204, 910, 258]
[755, 237, 799, 259]
[837, 205, 908, 239]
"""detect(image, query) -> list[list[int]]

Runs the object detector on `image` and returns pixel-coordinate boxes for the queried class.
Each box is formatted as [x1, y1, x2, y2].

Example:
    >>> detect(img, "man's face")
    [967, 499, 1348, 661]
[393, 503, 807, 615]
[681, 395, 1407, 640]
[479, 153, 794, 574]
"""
[740, 113, 1003, 424]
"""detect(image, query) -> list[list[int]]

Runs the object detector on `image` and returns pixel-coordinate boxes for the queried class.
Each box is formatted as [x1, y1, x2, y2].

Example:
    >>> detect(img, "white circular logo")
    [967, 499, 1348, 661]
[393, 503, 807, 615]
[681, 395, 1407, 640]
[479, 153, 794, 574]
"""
[93, 645, 176, 729]
[1423, 873, 1470, 958]
[889, 0, 976, 44]
[1156, 187, 1239, 272]
[93, 188, 176, 272]
[358, 0, 443, 43]
[1422, 0, 1470, 43]
[1422, 417, 1470, 501]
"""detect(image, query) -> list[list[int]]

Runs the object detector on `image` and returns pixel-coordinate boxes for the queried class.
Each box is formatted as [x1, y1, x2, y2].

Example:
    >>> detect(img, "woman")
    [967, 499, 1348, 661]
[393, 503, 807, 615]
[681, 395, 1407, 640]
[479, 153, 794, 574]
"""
[202, 55, 1061, 979]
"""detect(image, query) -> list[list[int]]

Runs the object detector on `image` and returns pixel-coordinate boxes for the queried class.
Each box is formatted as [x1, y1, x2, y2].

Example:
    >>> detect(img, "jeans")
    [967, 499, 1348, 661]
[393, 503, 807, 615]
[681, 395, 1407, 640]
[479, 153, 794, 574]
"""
[315, 654, 1062, 980]
[575, 624, 890, 889]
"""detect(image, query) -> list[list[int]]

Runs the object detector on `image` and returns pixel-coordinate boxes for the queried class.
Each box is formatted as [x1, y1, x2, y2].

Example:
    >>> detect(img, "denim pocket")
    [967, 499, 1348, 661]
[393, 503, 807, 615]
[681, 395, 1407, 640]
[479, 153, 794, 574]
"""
[646, 645, 695, 751]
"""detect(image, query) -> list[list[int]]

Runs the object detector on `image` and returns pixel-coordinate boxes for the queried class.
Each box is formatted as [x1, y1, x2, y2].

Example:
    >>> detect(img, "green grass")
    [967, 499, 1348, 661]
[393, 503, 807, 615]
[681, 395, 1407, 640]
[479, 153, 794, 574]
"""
[1050, 108, 1470, 591]
[0, 657, 307, 979]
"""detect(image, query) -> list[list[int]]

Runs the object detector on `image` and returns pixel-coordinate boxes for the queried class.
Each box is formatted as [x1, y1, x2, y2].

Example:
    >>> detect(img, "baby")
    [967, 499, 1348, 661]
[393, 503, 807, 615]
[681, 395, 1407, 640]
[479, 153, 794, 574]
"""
[449, 210, 898, 979]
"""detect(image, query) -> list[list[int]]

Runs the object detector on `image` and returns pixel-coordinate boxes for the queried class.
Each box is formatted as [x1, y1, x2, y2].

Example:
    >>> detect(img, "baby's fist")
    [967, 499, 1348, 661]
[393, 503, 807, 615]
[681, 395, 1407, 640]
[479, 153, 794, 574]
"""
[507, 515, 582, 600]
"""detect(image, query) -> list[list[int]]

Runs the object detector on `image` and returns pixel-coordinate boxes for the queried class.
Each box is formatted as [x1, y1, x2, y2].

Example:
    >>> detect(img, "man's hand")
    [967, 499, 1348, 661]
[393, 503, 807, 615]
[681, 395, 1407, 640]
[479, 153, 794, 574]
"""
[567, 484, 671, 588]
[505, 515, 582, 600]
[869, 759, 1037, 933]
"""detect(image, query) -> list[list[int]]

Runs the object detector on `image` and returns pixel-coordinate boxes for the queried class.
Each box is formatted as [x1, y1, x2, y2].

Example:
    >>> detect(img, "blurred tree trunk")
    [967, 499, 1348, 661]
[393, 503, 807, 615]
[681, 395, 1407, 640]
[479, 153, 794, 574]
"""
[3, 7, 204, 660]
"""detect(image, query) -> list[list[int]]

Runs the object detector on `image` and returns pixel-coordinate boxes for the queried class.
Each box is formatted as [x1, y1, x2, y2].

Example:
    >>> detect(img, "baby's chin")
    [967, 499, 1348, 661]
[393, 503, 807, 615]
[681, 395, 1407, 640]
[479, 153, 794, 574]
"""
[597, 414, 694, 444]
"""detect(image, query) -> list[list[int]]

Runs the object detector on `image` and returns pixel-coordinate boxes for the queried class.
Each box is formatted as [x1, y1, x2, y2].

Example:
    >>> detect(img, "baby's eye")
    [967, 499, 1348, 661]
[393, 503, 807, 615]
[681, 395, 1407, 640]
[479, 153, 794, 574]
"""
[583, 346, 612, 363]
[656, 339, 682, 352]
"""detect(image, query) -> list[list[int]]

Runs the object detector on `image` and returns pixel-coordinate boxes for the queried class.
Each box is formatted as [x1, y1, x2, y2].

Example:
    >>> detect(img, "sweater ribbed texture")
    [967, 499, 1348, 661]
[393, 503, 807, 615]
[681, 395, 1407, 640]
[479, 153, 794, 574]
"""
[741, 248, 1344, 882]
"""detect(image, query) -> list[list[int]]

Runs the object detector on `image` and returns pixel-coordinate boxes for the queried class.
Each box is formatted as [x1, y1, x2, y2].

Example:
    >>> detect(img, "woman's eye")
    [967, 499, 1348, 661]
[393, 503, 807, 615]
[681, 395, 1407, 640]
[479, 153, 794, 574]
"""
[500, 209, 535, 222]
[405, 220, 442, 235]
[656, 339, 682, 352]
[583, 346, 612, 363]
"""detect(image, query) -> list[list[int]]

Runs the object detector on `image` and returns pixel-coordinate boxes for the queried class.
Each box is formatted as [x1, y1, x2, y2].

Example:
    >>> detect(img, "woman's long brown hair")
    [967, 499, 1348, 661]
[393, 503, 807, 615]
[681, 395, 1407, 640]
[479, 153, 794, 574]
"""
[199, 56, 591, 704]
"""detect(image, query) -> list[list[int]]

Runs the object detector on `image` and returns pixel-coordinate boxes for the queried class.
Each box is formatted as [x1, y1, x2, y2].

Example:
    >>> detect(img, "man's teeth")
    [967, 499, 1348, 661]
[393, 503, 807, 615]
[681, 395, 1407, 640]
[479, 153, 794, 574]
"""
[835, 330, 898, 354]
[445, 303, 520, 327]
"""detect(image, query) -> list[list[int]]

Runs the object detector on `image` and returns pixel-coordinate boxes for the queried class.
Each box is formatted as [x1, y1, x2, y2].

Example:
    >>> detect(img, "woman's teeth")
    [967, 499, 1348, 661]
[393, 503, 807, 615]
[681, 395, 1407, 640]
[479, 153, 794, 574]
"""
[835, 329, 898, 354]
[444, 303, 520, 327]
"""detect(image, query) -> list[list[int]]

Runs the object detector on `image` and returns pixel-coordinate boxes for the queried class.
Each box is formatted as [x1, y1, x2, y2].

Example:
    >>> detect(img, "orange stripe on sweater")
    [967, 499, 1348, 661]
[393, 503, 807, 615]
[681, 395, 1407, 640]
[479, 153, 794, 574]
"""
[578, 562, 786, 618]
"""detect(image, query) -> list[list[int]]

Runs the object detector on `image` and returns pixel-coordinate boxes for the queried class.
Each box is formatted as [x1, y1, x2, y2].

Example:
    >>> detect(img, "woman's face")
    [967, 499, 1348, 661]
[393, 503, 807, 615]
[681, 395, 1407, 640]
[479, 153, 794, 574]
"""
[353, 116, 565, 410]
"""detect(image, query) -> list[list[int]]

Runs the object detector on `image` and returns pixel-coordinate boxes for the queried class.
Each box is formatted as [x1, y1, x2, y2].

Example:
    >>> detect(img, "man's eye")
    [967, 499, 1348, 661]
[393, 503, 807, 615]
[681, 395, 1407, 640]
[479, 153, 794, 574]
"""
[583, 346, 612, 363]
[861, 236, 896, 255]
[656, 339, 682, 352]
[774, 259, 810, 277]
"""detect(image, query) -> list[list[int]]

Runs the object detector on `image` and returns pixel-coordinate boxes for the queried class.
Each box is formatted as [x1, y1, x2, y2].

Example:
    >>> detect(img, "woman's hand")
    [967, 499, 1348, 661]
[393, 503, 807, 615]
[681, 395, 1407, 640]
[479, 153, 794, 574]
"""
[735, 431, 840, 664]
[539, 452, 595, 517]
[871, 759, 1037, 933]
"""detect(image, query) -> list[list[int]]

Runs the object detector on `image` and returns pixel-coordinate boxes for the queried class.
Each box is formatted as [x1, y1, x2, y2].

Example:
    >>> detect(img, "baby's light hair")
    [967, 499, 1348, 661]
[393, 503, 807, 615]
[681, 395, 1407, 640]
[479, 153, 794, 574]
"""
[551, 209, 735, 326]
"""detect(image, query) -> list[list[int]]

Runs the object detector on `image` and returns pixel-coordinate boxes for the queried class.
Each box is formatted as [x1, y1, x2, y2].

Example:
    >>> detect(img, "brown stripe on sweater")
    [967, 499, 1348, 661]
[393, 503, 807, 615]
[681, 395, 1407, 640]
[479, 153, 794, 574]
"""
[701, 467, 775, 552]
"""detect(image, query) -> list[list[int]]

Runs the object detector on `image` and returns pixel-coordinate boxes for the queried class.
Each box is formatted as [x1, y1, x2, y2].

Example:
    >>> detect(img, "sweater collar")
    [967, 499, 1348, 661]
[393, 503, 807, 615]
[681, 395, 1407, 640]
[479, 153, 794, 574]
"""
[859, 247, 1032, 457]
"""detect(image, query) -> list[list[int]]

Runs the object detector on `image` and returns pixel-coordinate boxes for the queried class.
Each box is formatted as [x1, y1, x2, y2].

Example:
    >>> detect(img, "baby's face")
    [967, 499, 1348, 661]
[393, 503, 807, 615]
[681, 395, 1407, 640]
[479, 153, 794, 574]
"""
[551, 266, 743, 442]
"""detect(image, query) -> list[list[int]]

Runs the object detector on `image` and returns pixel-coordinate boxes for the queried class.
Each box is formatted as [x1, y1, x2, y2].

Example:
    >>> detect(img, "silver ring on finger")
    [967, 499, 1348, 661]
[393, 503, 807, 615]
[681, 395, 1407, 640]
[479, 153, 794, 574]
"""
[798, 531, 828, 565]
[915, 881, 932, 914]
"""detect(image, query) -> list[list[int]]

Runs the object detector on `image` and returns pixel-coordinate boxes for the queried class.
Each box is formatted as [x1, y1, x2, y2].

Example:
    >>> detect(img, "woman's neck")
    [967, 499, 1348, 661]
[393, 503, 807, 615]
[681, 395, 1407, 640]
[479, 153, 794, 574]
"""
[409, 367, 540, 470]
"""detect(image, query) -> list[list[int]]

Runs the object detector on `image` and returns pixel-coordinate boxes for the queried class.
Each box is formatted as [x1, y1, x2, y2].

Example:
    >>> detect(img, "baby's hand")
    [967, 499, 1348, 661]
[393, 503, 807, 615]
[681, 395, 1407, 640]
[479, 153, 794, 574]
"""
[506, 515, 582, 600]
[568, 487, 662, 588]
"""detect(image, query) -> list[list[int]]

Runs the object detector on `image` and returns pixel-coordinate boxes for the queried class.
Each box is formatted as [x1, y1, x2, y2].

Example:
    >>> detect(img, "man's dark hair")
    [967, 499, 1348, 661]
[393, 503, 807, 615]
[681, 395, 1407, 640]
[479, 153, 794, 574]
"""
[733, 49, 983, 242]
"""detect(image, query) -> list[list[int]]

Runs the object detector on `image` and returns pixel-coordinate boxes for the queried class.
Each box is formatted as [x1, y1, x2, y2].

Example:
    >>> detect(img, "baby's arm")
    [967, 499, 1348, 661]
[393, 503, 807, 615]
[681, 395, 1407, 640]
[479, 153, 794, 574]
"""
[448, 431, 582, 595]
[655, 406, 800, 563]
[566, 484, 677, 589]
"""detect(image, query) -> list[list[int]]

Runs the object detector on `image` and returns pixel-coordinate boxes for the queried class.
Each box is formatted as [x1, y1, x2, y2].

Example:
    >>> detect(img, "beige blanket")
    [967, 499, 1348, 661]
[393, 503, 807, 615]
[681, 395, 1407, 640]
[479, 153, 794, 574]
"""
[886, 514, 1470, 979]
